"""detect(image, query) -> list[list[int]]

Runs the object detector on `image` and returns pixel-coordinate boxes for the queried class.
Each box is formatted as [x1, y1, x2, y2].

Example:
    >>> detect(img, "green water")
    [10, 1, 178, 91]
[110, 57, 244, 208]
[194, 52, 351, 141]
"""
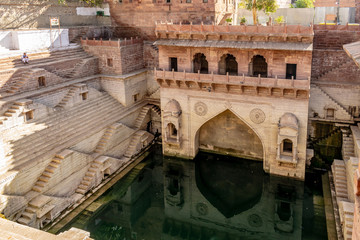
[59, 145, 328, 240]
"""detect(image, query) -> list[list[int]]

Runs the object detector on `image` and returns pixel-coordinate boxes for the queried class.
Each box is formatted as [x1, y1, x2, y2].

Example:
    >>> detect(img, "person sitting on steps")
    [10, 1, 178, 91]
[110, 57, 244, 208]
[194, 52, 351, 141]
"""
[21, 53, 29, 64]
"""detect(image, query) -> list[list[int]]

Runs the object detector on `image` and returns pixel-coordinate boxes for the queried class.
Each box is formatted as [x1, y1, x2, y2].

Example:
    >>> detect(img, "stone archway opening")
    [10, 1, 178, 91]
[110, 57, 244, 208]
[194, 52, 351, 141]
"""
[250, 55, 267, 77]
[197, 110, 263, 160]
[218, 54, 238, 75]
[193, 53, 209, 74]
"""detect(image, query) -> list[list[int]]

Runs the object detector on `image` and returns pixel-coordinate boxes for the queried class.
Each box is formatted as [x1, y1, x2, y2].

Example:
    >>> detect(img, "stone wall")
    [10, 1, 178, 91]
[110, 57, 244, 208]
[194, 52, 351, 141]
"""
[311, 25, 360, 83]
[0, 0, 110, 29]
[107, 0, 232, 40]
[100, 71, 148, 107]
[160, 87, 309, 180]
[82, 38, 143, 75]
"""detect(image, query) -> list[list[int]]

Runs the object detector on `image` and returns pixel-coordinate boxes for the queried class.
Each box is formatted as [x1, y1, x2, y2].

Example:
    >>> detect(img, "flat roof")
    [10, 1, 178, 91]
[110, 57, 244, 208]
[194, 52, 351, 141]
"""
[155, 39, 313, 51]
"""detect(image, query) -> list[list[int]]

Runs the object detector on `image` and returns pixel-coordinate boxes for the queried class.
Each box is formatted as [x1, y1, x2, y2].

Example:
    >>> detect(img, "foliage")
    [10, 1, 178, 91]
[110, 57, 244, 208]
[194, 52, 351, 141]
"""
[240, 17, 247, 24]
[225, 18, 233, 23]
[290, 0, 314, 8]
[275, 15, 285, 24]
[58, 0, 103, 6]
[238, 0, 278, 24]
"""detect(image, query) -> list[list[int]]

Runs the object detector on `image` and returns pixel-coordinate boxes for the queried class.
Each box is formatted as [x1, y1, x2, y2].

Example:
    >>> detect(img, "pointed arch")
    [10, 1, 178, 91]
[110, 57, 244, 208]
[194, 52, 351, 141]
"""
[194, 109, 264, 161]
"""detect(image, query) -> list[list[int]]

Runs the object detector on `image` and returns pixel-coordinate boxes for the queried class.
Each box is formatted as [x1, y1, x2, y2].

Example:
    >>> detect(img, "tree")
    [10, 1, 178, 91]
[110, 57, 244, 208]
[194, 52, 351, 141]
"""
[239, 0, 278, 25]
[290, 0, 314, 8]
[58, 0, 103, 6]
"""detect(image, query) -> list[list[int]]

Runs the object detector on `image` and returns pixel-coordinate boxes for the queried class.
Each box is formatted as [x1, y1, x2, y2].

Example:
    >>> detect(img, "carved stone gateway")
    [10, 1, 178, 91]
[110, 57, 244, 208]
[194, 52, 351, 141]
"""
[163, 99, 182, 147]
[276, 113, 299, 167]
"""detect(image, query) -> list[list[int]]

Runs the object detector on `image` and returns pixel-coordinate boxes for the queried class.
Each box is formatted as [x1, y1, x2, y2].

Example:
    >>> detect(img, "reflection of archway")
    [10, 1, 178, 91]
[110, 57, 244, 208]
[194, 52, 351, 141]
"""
[196, 110, 263, 160]
[250, 55, 267, 77]
[195, 152, 264, 218]
[193, 53, 208, 74]
[218, 54, 238, 75]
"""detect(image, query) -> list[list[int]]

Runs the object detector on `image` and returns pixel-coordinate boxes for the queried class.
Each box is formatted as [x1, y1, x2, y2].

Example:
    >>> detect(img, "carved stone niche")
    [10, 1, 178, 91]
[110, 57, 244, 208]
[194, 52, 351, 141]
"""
[163, 99, 182, 147]
[276, 113, 299, 167]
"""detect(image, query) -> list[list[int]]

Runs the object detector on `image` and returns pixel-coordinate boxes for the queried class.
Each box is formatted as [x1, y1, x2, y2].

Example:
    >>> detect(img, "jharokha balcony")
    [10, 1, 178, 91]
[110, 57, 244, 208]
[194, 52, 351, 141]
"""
[155, 22, 314, 44]
[155, 68, 310, 99]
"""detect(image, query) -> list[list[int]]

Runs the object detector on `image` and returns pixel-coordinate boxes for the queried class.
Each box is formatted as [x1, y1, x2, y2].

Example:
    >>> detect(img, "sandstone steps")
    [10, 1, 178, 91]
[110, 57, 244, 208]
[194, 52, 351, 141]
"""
[2, 94, 128, 173]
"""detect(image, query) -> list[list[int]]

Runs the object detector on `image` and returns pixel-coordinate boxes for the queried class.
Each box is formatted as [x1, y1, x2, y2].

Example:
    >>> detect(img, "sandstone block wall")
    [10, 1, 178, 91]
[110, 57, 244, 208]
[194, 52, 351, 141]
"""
[107, 0, 233, 40]
[100, 71, 148, 107]
[82, 40, 143, 75]
[311, 25, 360, 83]
[161, 87, 309, 180]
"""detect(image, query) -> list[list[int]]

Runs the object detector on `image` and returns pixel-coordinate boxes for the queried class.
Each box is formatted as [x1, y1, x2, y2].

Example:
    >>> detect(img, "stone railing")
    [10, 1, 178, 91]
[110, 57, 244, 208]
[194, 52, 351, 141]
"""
[80, 37, 143, 48]
[155, 22, 314, 42]
[155, 69, 310, 90]
[314, 23, 360, 31]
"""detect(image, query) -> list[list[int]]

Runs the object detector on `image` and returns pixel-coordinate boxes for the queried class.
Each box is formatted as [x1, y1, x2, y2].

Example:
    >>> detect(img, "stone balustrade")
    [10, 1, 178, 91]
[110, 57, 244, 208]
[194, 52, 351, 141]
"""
[80, 37, 143, 48]
[155, 22, 314, 43]
[155, 69, 310, 99]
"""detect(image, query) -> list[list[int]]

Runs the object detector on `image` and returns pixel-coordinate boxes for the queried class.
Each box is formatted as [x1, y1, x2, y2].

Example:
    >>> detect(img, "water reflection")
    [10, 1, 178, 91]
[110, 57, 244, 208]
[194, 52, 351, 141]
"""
[59, 146, 327, 240]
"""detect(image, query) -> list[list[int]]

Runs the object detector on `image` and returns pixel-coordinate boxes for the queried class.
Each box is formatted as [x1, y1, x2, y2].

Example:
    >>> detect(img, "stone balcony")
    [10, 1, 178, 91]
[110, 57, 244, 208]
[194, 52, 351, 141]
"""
[155, 22, 314, 43]
[155, 69, 310, 99]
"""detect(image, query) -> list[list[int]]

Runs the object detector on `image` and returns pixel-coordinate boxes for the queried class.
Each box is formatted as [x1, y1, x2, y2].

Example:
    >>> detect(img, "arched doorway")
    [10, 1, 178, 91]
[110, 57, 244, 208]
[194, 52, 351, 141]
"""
[218, 54, 238, 75]
[196, 110, 263, 160]
[193, 53, 209, 74]
[250, 55, 267, 77]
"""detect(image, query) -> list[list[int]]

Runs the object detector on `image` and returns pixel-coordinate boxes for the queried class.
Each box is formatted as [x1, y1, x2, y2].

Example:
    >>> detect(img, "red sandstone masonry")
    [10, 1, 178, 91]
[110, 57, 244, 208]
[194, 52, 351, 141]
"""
[81, 38, 144, 75]
[311, 24, 360, 83]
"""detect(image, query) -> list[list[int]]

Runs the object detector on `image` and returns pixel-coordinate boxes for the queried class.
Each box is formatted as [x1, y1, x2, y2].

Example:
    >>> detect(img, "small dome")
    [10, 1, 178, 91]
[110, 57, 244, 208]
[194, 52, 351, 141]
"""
[164, 99, 181, 117]
[279, 113, 299, 130]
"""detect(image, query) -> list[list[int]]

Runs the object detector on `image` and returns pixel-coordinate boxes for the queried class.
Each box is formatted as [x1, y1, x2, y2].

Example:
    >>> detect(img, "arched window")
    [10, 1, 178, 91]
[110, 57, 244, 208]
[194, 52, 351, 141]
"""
[218, 54, 238, 75]
[250, 55, 267, 77]
[282, 139, 293, 154]
[193, 53, 209, 74]
[167, 123, 177, 140]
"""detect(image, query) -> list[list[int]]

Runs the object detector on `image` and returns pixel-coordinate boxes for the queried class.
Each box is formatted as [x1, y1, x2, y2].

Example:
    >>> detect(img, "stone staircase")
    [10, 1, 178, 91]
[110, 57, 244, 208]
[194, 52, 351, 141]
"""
[311, 84, 352, 120]
[75, 156, 107, 195]
[331, 159, 349, 201]
[134, 105, 151, 129]
[317, 58, 360, 83]
[124, 130, 146, 158]
[0, 47, 90, 71]
[16, 150, 72, 227]
[94, 123, 123, 154]
[133, 104, 161, 129]
[1, 93, 131, 173]
[0, 99, 32, 128]
[339, 201, 354, 240]
[5, 72, 26, 94]
[151, 104, 161, 116]
[17, 195, 52, 228]
[317, 59, 352, 81]
[55, 85, 80, 109]
[32, 150, 72, 193]
[342, 130, 355, 161]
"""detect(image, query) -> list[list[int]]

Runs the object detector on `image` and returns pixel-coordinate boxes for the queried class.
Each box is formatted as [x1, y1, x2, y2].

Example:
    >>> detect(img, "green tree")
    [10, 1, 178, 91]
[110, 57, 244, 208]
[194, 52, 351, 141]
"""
[290, 0, 314, 8]
[239, 0, 278, 25]
[58, 0, 103, 6]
